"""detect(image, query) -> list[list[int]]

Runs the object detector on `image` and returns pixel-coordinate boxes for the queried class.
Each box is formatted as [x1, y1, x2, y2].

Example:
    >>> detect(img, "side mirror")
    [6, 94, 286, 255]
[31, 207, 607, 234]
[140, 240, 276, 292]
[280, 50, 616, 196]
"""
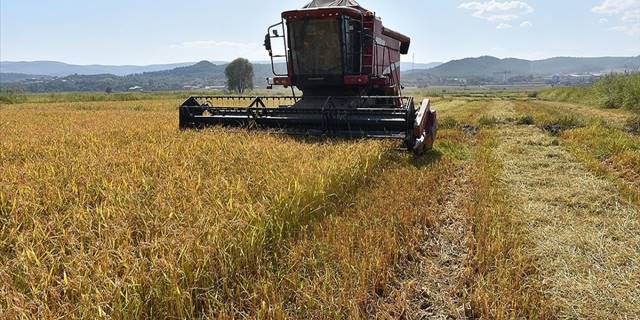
[266, 77, 273, 90]
[264, 34, 272, 54]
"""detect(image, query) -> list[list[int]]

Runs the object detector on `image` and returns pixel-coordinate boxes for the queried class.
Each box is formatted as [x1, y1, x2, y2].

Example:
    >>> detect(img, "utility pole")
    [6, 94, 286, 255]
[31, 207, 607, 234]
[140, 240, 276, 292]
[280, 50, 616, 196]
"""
[412, 53, 415, 71]
[502, 70, 512, 84]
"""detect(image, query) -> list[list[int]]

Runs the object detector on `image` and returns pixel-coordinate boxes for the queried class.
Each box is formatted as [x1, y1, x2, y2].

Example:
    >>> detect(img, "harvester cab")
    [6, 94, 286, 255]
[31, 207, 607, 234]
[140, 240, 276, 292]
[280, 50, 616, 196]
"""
[179, 0, 437, 154]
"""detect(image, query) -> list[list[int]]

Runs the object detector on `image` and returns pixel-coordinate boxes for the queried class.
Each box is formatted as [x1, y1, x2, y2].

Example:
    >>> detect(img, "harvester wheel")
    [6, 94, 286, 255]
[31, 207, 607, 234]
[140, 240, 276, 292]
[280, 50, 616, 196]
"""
[422, 110, 438, 152]
[411, 100, 438, 155]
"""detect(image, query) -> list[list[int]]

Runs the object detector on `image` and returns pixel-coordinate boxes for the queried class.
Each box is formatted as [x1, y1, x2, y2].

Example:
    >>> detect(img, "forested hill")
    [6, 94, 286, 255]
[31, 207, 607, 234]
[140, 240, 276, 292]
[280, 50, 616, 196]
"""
[2, 56, 639, 92]
[1, 61, 284, 92]
[424, 56, 640, 78]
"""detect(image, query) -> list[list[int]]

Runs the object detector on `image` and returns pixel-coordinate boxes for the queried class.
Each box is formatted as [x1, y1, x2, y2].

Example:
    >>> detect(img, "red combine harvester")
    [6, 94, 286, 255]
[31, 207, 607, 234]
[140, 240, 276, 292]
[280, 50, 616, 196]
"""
[179, 0, 437, 153]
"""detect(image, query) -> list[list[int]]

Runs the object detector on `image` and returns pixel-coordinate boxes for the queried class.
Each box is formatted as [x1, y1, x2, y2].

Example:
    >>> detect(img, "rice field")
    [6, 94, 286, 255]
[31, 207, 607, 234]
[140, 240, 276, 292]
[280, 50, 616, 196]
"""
[1, 93, 639, 319]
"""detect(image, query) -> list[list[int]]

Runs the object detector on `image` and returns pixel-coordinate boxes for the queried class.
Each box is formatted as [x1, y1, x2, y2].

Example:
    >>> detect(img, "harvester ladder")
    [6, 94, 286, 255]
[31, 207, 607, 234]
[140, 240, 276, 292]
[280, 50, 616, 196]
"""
[362, 20, 375, 75]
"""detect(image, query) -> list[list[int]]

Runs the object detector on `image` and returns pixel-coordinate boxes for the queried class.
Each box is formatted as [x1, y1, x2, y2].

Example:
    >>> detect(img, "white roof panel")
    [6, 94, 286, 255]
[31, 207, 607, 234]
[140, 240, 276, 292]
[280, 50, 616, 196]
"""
[303, 0, 361, 8]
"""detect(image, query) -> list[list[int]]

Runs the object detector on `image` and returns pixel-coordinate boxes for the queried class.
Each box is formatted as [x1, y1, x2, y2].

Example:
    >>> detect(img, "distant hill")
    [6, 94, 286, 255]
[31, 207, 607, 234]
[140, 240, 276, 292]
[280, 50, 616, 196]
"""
[403, 55, 640, 86]
[2, 61, 286, 92]
[3, 56, 639, 92]
[0, 61, 214, 77]
[1, 60, 440, 78]
[531, 56, 640, 74]
[400, 62, 442, 71]
[0, 73, 52, 83]
[421, 56, 640, 78]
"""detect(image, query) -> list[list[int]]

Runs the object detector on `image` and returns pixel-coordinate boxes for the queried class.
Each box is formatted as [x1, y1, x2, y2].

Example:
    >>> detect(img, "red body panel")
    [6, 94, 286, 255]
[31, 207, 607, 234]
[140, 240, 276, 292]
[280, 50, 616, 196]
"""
[274, 5, 409, 97]
[343, 75, 369, 85]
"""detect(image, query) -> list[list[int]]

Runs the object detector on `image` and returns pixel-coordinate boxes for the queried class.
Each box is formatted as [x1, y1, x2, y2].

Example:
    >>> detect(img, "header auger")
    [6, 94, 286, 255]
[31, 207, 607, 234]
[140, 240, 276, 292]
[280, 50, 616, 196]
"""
[179, 0, 437, 154]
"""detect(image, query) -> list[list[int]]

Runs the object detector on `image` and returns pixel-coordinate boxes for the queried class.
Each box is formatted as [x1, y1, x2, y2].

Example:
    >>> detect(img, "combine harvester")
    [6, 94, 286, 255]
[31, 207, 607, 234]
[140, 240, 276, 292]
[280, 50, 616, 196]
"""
[179, 0, 437, 154]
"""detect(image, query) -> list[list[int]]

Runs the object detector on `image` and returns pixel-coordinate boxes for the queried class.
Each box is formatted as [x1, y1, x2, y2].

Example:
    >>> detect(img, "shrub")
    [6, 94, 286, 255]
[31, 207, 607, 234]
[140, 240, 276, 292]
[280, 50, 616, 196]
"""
[517, 115, 535, 125]
[625, 116, 640, 134]
[539, 115, 586, 135]
[622, 74, 640, 113]
[595, 74, 626, 109]
[594, 73, 640, 111]
[0, 90, 26, 104]
[478, 115, 500, 127]
[439, 116, 459, 129]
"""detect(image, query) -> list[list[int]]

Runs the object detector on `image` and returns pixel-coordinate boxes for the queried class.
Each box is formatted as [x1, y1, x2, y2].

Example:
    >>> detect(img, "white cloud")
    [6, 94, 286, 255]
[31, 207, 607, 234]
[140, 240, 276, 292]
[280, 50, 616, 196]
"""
[520, 21, 533, 27]
[623, 9, 640, 22]
[593, 0, 640, 36]
[599, 17, 609, 23]
[593, 0, 640, 14]
[459, 1, 534, 21]
[497, 23, 513, 29]
[486, 14, 520, 21]
[610, 24, 640, 35]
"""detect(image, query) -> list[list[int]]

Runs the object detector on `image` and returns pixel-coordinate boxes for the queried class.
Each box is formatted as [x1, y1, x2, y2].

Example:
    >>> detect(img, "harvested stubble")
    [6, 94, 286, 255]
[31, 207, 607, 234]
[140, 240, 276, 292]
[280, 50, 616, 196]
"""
[464, 132, 550, 319]
[513, 100, 640, 202]
[0, 101, 394, 318]
[562, 126, 640, 203]
[494, 125, 640, 318]
[514, 100, 634, 130]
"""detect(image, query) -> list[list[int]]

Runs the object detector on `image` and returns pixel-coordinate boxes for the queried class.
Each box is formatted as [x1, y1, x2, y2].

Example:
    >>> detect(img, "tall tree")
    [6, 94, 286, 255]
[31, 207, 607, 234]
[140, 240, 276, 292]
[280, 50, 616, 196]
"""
[225, 58, 254, 94]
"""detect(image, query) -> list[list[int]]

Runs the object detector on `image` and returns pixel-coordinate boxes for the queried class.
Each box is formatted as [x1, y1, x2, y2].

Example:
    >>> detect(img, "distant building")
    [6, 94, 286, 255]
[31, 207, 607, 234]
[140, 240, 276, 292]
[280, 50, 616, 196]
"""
[547, 73, 602, 86]
[444, 78, 467, 86]
[204, 86, 226, 91]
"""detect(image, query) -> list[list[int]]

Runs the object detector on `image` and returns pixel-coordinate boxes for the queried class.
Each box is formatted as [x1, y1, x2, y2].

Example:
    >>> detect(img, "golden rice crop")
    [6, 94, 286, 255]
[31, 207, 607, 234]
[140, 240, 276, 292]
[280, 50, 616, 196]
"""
[5, 94, 635, 319]
[240, 129, 470, 319]
[0, 100, 393, 318]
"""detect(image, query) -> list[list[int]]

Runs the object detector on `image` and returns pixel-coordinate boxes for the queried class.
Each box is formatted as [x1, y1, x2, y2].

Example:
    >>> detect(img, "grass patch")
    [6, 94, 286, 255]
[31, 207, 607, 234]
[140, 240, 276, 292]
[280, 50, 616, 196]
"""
[563, 125, 639, 161]
[435, 100, 493, 125]
[434, 131, 472, 161]
[538, 85, 599, 106]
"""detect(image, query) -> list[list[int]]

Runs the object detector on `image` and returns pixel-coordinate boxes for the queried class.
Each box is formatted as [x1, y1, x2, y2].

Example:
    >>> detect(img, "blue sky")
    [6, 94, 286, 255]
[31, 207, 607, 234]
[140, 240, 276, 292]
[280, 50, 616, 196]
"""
[1, 0, 639, 65]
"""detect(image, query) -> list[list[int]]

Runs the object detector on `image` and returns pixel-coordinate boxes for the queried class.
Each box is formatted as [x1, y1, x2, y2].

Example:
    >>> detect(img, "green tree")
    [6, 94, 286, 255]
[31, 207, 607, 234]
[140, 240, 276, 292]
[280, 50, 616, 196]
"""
[225, 58, 254, 94]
